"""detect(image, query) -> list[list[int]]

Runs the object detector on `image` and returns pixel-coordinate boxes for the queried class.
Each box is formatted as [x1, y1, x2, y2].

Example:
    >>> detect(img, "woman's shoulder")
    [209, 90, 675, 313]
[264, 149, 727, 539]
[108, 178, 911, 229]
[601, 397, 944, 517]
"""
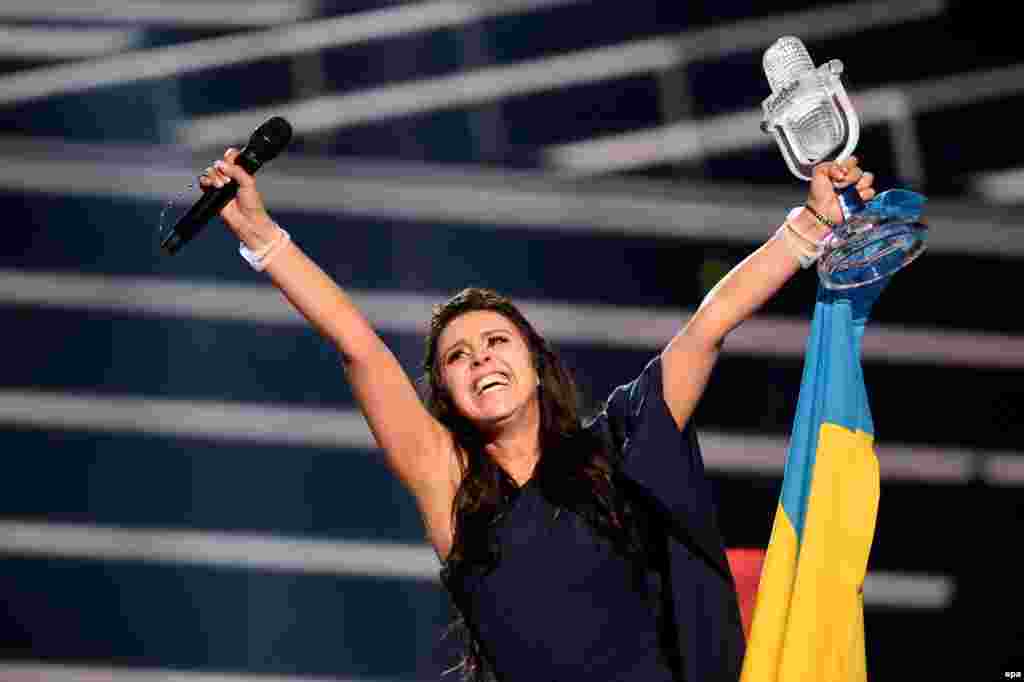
[585, 355, 666, 434]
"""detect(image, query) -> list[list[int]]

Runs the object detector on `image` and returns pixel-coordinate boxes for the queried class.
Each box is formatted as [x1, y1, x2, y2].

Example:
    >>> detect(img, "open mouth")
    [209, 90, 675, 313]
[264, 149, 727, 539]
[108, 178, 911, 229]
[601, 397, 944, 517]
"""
[474, 373, 510, 395]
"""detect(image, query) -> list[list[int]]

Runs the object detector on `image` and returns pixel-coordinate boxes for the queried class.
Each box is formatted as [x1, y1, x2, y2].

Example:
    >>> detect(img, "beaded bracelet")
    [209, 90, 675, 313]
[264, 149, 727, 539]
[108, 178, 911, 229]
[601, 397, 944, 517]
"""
[239, 226, 291, 272]
[803, 203, 835, 229]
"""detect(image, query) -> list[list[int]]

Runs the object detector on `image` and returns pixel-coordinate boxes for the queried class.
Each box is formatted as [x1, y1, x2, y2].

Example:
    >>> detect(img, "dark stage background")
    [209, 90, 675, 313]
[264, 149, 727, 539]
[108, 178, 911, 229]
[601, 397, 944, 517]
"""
[0, 1, 1021, 680]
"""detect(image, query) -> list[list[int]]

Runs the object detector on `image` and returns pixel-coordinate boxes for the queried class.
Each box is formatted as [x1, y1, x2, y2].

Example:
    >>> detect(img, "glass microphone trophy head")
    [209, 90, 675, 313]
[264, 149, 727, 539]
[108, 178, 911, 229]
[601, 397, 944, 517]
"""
[760, 41, 859, 181]
[761, 36, 928, 289]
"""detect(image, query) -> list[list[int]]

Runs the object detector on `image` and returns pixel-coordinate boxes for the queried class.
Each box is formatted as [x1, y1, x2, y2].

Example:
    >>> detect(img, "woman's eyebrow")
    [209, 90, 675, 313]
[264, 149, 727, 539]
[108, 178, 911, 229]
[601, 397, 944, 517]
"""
[442, 328, 513, 357]
[441, 339, 467, 358]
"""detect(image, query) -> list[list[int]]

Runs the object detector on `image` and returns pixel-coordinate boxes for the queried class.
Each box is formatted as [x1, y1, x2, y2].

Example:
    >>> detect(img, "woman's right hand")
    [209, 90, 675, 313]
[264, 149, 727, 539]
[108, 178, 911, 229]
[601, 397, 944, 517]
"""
[198, 148, 278, 244]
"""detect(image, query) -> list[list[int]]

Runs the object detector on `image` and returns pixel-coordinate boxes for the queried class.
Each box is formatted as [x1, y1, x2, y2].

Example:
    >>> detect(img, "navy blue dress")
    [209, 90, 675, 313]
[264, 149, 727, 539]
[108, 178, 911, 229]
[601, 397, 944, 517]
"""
[442, 356, 745, 681]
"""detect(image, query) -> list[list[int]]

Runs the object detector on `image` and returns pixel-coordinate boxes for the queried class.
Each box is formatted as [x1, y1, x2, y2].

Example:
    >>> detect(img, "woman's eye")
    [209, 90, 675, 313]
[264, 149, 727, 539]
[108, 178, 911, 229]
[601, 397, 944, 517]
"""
[447, 350, 464, 364]
[489, 336, 508, 346]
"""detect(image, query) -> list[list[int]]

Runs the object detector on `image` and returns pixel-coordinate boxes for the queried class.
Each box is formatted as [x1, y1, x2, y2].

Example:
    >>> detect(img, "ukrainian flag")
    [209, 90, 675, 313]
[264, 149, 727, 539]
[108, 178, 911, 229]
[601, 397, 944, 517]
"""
[740, 279, 886, 682]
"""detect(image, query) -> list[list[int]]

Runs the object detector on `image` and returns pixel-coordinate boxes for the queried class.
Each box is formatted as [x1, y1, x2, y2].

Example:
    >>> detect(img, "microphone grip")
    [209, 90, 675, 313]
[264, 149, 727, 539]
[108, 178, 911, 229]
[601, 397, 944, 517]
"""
[161, 148, 266, 255]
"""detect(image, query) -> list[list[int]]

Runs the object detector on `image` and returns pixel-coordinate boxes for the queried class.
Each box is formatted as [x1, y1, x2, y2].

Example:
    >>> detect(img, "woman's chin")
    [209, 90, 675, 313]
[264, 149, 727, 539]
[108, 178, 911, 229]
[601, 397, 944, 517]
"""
[474, 405, 517, 427]
[458, 390, 539, 432]
[470, 398, 527, 429]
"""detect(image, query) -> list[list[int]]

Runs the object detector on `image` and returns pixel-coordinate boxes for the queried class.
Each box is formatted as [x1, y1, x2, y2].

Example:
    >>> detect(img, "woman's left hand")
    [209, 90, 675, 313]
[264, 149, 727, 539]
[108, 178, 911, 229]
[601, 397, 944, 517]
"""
[806, 156, 877, 228]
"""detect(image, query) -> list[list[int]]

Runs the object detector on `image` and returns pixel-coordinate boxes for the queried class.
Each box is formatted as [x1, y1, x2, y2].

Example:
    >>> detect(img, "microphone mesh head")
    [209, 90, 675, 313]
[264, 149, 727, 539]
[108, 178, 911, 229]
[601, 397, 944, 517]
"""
[255, 117, 292, 149]
[248, 116, 293, 161]
[763, 36, 815, 93]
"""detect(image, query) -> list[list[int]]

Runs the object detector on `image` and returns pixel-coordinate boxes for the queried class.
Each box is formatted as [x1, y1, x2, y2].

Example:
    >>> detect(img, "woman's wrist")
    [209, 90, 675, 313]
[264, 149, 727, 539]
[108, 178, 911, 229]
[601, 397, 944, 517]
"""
[791, 206, 832, 241]
[233, 216, 281, 252]
[238, 222, 290, 271]
[775, 206, 831, 269]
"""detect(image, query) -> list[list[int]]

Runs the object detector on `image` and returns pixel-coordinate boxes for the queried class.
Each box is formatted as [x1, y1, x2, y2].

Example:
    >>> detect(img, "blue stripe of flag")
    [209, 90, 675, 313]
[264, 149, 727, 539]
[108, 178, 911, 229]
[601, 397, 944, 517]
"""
[779, 280, 887, 542]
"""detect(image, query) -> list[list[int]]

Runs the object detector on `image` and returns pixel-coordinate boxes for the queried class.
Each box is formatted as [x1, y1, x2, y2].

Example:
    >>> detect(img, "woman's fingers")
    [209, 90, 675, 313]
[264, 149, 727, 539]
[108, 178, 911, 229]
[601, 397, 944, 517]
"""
[213, 157, 257, 189]
[198, 148, 246, 189]
[830, 162, 876, 201]
[201, 170, 230, 189]
[198, 153, 234, 188]
[195, 148, 272, 232]
[818, 160, 854, 187]
[219, 148, 253, 185]
[198, 166, 222, 189]
[825, 157, 872, 190]
[812, 161, 845, 191]
[856, 171, 874, 190]
[808, 158, 875, 224]
[851, 169, 874, 202]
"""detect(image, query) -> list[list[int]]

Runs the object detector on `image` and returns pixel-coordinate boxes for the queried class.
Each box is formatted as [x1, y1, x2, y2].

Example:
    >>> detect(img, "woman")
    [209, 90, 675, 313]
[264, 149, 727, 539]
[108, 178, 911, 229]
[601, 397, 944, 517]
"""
[200, 152, 875, 681]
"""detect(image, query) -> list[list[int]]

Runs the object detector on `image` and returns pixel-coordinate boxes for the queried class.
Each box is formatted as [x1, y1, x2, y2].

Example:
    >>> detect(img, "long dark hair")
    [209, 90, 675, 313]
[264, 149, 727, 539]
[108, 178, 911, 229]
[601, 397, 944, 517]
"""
[421, 288, 645, 680]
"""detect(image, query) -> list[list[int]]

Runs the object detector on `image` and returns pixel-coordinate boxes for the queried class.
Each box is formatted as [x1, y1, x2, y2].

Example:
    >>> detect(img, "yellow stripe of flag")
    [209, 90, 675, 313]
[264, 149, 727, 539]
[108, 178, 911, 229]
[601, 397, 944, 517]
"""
[741, 280, 885, 682]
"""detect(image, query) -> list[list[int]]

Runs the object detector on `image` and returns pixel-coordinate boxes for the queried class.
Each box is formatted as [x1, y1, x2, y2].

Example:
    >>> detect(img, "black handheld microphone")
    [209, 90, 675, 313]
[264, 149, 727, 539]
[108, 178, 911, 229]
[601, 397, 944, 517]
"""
[161, 116, 293, 255]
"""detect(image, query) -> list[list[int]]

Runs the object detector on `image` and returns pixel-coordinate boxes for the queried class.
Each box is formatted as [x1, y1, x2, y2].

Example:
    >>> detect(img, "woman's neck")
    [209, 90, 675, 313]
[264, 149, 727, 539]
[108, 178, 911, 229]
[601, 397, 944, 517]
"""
[485, 437, 540, 486]
[482, 403, 541, 486]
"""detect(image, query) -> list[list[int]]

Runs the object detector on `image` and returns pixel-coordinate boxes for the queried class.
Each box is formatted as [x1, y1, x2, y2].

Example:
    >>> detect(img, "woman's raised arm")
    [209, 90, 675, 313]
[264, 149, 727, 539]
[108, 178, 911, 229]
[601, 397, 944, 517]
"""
[659, 158, 876, 432]
[202, 149, 458, 558]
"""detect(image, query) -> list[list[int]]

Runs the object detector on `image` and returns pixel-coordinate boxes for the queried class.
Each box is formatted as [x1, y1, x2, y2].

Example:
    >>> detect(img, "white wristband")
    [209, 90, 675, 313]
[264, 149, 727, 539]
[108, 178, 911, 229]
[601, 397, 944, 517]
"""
[776, 206, 827, 269]
[776, 224, 814, 268]
[239, 226, 290, 272]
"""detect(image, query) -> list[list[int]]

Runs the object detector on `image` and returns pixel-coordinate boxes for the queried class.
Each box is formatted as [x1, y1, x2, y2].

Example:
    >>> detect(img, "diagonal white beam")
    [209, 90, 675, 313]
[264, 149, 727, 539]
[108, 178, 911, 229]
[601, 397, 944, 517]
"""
[672, 0, 946, 63]
[547, 62, 1024, 176]
[0, 0, 584, 107]
[175, 0, 947, 148]
[0, 520, 439, 579]
[972, 166, 1024, 204]
[3, 269, 1024, 368]
[861, 573, 956, 610]
[0, 1, 316, 26]
[175, 37, 681, 146]
[0, 520, 958, 609]
[0, 389, 1018, 486]
[0, 664, 377, 682]
[0, 138, 1020, 257]
[0, 26, 144, 59]
[902, 61, 1024, 114]
[545, 89, 910, 174]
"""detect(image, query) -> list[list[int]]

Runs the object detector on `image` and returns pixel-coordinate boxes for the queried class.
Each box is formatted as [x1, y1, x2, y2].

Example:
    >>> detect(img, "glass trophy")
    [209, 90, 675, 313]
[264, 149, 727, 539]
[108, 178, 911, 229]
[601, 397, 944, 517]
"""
[761, 36, 928, 289]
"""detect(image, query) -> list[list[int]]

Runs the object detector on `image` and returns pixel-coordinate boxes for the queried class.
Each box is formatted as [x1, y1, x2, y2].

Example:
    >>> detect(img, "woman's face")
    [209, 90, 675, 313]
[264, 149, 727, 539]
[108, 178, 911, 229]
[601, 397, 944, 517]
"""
[437, 310, 540, 431]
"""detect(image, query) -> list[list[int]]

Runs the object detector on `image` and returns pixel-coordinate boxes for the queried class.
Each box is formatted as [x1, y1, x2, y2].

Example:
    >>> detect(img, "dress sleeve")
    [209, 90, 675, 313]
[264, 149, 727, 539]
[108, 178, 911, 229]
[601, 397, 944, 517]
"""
[588, 354, 731, 578]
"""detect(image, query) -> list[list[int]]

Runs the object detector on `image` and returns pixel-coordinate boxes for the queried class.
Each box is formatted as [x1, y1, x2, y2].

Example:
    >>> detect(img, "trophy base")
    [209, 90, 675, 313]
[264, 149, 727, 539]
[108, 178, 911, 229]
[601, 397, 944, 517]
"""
[818, 215, 928, 290]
